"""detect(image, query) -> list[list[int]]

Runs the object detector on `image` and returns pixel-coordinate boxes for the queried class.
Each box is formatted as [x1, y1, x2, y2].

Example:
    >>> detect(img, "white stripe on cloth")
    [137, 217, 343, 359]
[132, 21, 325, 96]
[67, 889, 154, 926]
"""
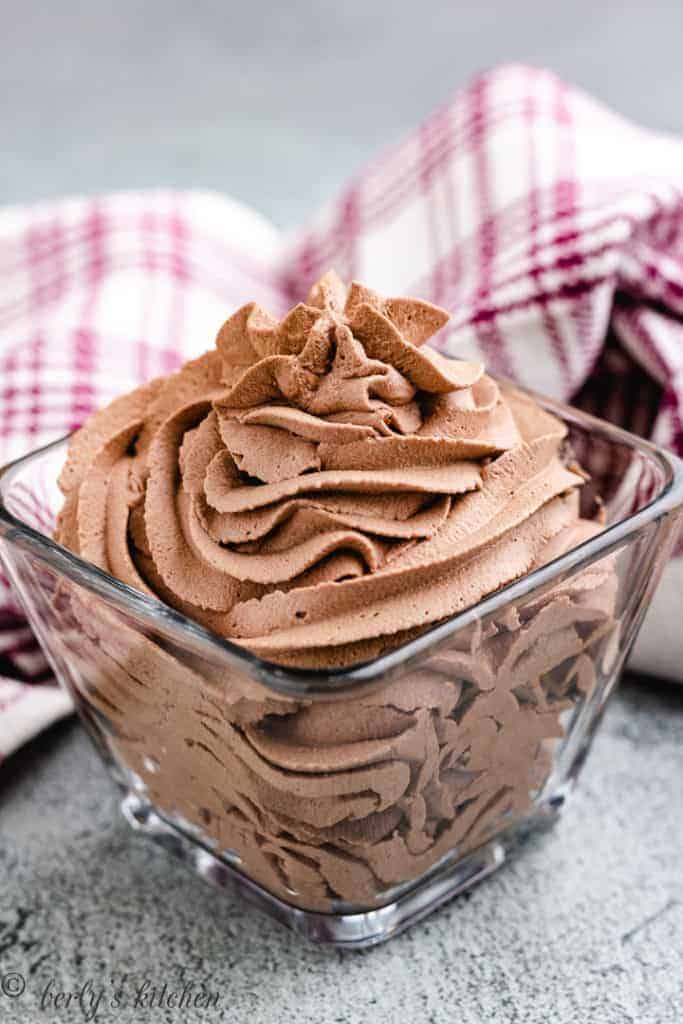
[0, 678, 73, 761]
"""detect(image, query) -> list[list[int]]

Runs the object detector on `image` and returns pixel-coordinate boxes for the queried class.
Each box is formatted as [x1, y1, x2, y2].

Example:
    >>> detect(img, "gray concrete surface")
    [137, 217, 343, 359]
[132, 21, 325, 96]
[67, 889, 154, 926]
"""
[2, 5, 683, 1022]
[3, 3, 683, 227]
[1, 676, 681, 1023]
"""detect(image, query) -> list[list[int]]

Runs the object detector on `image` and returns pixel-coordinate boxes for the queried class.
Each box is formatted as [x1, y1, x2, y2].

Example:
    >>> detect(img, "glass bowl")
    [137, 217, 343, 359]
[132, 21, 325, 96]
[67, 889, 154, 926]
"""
[1, 391, 682, 949]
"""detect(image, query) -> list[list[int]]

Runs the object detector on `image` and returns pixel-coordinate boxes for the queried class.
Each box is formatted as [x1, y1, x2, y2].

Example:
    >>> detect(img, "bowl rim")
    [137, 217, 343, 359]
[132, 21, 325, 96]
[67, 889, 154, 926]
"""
[2, 388, 683, 697]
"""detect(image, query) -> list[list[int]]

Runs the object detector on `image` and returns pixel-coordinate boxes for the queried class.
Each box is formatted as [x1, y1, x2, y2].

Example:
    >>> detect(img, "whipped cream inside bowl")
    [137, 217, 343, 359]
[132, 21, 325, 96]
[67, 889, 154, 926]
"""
[56, 270, 599, 670]
[51, 271, 621, 915]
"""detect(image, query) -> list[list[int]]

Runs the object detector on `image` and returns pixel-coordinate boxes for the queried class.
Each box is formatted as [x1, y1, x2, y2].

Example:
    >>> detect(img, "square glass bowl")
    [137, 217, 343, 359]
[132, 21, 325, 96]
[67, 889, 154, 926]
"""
[1, 392, 682, 949]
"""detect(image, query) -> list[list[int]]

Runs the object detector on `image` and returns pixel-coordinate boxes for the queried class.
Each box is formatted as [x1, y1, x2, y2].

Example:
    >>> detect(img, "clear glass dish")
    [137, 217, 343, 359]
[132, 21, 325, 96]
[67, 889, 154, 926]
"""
[1, 391, 682, 949]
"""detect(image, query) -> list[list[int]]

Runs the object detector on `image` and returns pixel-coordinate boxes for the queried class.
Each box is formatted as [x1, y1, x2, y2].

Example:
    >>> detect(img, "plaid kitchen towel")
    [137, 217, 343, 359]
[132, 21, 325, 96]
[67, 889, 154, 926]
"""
[2, 63, 683, 761]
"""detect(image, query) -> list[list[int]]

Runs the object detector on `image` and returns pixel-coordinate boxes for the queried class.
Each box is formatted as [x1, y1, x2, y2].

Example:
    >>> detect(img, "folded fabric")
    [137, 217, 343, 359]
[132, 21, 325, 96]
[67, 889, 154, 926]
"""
[2, 63, 683, 761]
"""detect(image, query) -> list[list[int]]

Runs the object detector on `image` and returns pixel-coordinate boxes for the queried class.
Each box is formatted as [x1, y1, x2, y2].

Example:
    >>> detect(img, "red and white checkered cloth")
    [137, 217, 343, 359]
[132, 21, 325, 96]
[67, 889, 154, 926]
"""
[2, 63, 683, 761]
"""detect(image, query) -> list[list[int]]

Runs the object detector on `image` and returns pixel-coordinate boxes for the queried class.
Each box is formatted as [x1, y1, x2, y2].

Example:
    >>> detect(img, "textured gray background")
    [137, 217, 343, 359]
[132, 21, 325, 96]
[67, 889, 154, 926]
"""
[3, 2, 683, 226]
[2, 3, 683, 1022]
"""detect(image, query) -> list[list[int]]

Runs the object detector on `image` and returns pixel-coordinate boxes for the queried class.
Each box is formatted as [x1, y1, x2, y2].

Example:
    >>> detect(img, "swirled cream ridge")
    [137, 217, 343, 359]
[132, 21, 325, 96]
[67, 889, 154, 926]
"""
[52, 271, 620, 912]
[56, 270, 598, 668]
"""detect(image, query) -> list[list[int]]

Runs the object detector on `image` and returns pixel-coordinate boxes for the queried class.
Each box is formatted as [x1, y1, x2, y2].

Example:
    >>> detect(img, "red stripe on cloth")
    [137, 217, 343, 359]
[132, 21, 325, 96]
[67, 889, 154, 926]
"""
[463, 275, 607, 331]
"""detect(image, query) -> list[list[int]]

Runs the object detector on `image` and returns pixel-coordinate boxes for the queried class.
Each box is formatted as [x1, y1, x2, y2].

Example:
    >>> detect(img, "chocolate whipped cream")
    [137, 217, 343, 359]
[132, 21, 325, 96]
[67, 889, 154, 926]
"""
[57, 270, 598, 667]
[54, 272, 619, 911]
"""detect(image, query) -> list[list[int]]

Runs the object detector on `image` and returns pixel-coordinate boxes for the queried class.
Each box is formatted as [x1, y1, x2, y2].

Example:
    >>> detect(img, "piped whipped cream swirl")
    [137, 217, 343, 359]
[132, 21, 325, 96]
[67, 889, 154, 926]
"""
[57, 271, 590, 668]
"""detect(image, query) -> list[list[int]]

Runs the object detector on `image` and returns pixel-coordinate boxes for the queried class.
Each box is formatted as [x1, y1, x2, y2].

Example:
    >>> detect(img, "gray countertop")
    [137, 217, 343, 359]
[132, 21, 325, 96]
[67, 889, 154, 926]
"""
[1, 676, 681, 1024]
[3, 1, 683, 228]
[2, 4, 683, 1021]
